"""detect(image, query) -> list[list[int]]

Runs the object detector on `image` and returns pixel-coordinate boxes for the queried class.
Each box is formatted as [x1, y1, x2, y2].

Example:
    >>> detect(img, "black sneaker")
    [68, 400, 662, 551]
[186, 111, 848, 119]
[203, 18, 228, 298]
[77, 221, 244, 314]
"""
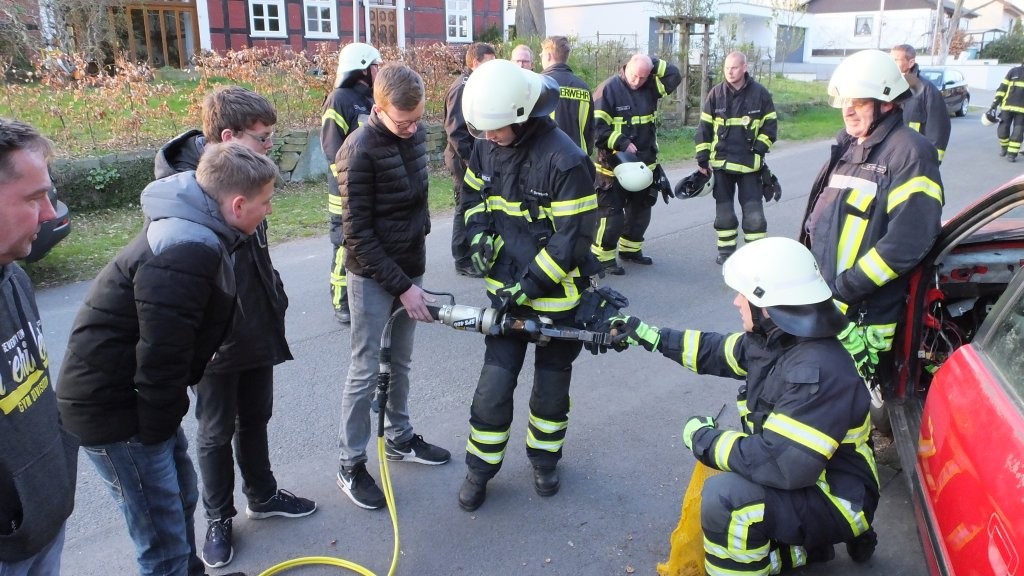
[337, 463, 386, 509]
[201, 518, 233, 569]
[620, 251, 653, 265]
[246, 489, 317, 519]
[385, 434, 451, 465]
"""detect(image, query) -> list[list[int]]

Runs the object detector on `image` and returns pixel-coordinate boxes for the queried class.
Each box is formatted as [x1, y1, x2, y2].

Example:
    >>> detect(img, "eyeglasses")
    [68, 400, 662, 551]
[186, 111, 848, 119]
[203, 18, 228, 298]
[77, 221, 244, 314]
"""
[379, 108, 421, 131]
[243, 131, 275, 145]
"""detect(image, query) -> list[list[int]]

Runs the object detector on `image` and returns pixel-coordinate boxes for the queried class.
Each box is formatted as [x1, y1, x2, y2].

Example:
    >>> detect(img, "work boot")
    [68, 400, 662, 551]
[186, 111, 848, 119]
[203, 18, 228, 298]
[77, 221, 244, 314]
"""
[1000, 147, 1008, 157]
[1009, 154, 1018, 163]
[845, 527, 878, 563]
[620, 250, 653, 265]
[201, 518, 233, 568]
[601, 259, 625, 276]
[334, 302, 350, 325]
[458, 474, 488, 511]
[715, 251, 734, 265]
[532, 465, 560, 497]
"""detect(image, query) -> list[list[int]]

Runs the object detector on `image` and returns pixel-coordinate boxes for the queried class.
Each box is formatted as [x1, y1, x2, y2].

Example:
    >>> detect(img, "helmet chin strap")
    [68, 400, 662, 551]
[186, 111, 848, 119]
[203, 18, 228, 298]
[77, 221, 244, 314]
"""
[866, 100, 896, 137]
[749, 302, 766, 335]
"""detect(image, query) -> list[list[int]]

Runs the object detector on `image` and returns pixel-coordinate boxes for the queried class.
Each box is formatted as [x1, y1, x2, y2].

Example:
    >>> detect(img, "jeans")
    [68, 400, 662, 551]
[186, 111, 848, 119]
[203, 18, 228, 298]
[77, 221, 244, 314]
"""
[0, 523, 65, 576]
[83, 427, 204, 576]
[338, 274, 418, 466]
[195, 366, 277, 520]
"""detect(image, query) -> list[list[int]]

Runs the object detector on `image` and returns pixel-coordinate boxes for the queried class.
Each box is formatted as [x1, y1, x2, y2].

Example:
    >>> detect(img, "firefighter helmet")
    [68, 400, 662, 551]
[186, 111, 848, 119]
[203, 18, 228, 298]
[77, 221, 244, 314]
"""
[722, 237, 848, 337]
[462, 59, 560, 133]
[827, 49, 910, 108]
[674, 169, 714, 199]
[610, 151, 653, 192]
[335, 43, 382, 88]
[982, 108, 999, 126]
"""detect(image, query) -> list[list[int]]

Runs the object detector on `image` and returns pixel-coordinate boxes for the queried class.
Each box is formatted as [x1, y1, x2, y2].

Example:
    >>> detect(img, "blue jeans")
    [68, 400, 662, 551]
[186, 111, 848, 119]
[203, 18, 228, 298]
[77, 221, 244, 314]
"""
[338, 274, 419, 466]
[83, 427, 204, 576]
[0, 523, 65, 576]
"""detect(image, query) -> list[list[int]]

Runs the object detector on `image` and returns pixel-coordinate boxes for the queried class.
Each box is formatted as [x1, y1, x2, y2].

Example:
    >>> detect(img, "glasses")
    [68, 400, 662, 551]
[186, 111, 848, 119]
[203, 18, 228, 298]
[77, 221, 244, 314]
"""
[379, 108, 421, 131]
[243, 131, 275, 145]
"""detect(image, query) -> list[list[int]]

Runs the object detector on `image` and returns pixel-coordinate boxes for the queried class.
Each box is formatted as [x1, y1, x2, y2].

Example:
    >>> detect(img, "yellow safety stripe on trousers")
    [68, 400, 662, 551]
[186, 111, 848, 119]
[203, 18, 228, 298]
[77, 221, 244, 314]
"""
[484, 276, 581, 313]
[843, 413, 880, 486]
[328, 193, 343, 216]
[886, 175, 943, 212]
[744, 231, 767, 242]
[526, 429, 564, 452]
[466, 441, 505, 465]
[528, 412, 568, 433]
[704, 535, 771, 565]
[681, 329, 701, 371]
[322, 108, 350, 135]
[617, 237, 642, 253]
[717, 228, 738, 248]
[856, 247, 898, 288]
[726, 502, 767, 556]
[550, 194, 598, 218]
[467, 427, 510, 465]
[815, 471, 871, 536]
[464, 167, 485, 192]
[763, 413, 838, 459]
[592, 218, 615, 261]
[712, 430, 745, 472]
[469, 426, 510, 444]
[534, 248, 568, 284]
[724, 333, 747, 377]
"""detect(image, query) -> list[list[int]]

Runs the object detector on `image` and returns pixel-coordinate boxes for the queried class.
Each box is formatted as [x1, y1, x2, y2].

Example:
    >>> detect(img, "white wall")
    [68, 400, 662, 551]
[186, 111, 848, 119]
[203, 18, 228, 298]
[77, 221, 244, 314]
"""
[545, 0, 661, 51]
[808, 9, 936, 56]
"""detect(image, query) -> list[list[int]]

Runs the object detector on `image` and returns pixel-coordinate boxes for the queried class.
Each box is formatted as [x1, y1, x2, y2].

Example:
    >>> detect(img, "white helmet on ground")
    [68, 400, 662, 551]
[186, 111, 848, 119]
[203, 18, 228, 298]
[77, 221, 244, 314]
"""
[611, 152, 654, 192]
[827, 49, 910, 108]
[722, 237, 848, 337]
[462, 59, 560, 134]
[335, 42, 382, 88]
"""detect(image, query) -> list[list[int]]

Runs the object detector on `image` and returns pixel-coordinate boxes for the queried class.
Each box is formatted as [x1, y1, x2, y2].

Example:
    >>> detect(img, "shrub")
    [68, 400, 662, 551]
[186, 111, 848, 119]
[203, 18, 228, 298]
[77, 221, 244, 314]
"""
[979, 33, 1024, 63]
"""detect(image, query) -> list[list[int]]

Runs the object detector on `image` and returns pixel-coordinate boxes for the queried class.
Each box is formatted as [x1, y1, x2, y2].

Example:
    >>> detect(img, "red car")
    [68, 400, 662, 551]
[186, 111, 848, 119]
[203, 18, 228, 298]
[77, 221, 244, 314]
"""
[889, 174, 1024, 575]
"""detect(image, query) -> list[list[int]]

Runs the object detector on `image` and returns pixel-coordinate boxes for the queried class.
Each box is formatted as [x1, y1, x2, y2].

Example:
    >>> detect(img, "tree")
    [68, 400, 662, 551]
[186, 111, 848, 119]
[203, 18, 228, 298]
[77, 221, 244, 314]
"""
[932, 0, 966, 65]
[515, 0, 545, 39]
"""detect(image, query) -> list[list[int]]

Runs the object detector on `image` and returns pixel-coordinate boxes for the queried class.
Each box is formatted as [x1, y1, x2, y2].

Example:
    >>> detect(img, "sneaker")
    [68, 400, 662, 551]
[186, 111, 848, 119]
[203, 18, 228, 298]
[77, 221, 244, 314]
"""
[620, 251, 653, 265]
[246, 489, 317, 519]
[334, 303, 351, 325]
[337, 463, 386, 509]
[385, 434, 451, 465]
[201, 518, 233, 569]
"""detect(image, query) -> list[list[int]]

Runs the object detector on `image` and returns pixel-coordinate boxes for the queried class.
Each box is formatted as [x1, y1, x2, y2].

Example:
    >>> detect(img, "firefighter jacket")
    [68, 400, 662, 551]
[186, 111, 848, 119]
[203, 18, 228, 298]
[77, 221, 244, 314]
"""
[462, 117, 598, 320]
[801, 112, 943, 334]
[543, 62, 595, 155]
[696, 73, 777, 174]
[320, 82, 374, 215]
[993, 64, 1024, 114]
[443, 72, 473, 175]
[660, 322, 880, 534]
[154, 132, 292, 374]
[594, 57, 682, 176]
[902, 65, 950, 162]
[339, 113, 430, 297]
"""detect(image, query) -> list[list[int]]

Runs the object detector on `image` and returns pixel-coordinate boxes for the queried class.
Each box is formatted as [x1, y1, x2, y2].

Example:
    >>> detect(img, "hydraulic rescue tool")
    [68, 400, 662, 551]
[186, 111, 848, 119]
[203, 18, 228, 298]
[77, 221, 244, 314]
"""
[428, 300, 617, 347]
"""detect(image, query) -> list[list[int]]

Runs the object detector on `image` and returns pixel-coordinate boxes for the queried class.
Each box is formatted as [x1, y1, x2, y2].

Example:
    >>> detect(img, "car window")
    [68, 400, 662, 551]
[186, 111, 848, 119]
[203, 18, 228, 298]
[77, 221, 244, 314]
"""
[980, 286, 1024, 398]
[949, 70, 964, 84]
[921, 69, 943, 88]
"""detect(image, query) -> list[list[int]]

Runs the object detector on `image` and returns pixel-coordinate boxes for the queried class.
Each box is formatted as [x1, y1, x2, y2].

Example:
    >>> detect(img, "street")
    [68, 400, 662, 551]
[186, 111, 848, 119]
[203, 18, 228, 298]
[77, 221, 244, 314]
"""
[38, 113, 1022, 575]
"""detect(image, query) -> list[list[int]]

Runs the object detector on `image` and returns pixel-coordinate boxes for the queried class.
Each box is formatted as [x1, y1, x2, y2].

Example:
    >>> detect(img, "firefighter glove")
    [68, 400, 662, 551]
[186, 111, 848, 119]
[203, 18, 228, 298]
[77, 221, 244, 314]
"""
[609, 315, 661, 352]
[653, 165, 673, 204]
[496, 282, 529, 307]
[682, 415, 717, 451]
[838, 322, 878, 379]
[760, 167, 782, 202]
[470, 232, 495, 275]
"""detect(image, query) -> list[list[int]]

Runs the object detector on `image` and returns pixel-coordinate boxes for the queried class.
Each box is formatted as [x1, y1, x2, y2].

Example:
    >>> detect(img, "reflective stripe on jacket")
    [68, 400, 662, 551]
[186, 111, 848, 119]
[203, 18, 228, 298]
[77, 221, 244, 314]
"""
[695, 73, 777, 173]
[994, 64, 1024, 114]
[543, 63, 595, 155]
[320, 83, 373, 207]
[902, 66, 950, 162]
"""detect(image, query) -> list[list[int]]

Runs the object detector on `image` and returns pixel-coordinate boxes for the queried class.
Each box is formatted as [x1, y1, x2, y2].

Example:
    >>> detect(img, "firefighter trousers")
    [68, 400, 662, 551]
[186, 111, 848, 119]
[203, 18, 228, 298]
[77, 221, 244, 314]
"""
[712, 170, 767, 257]
[592, 182, 654, 264]
[997, 110, 1024, 157]
[465, 334, 583, 480]
[329, 213, 347, 310]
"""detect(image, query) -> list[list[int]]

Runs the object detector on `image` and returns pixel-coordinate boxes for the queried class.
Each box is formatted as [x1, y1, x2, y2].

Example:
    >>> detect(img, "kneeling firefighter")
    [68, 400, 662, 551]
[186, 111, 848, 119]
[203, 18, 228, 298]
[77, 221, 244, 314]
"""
[608, 237, 879, 575]
[457, 59, 599, 511]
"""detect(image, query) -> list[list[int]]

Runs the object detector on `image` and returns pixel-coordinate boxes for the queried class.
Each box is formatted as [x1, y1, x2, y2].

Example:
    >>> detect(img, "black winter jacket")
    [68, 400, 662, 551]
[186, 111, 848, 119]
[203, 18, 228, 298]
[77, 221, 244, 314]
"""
[443, 72, 473, 175]
[57, 172, 246, 446]
[695, 73, 777, 174]
[339, 113, 430, 297]
[155, 131, 292, 373]
[0, 264, 78, 561]
[543, 63, 595, 155]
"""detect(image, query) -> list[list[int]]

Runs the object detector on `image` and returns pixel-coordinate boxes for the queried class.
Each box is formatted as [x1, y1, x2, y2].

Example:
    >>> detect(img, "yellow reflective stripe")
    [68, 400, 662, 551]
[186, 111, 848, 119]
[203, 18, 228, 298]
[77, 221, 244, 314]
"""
[529, 413, 567, 433]
[470, 427, 509, 444]
[723, 117, 749, 126]
[816, 472, 871, 535]
[629, 114, 656, 125]
[322, 109, 349, 134]
[328, 194, 343, 215]
[608, 131, 623, 149]
[526, 429, 563, 451]
[837, 215, 868, 274]
[763, 413, 838, 458]
[595, 163, 615, 177]
[466, 441, 504, 464]
[737, 398, 750, 420]
[577, 101, 589, 148]
[756, 134, 772, 148]
[484, 196, 529, 217]
[908, 121, 922, 132]
[594, 109, 613, 124]
[695, 142, 712, 153]
[834, 299, 849, 314]
[846, 187, 874, 212]
[484, 276, 581, 312]
[465, 203, 486, 222]
[704, 535, 770, 564]
[937, 148, 945, 162]
[550, 194, 597, 217]
[744, 231, 767, 242]
[713, 430, 744, 471]
[724, 333, 747, 376]
[682, 329, 701, 371]
[887, 176, 943, 211]
[700, 111, 714, 123]
[847, 414, 880, 486]
[618, 237, 642, 253]
[464, 167, 484, 191]
[857, 247, 898, 287]
[727, 502, 766, 552]
[330, 163, 339, 177]
[535, 248, 567, 283]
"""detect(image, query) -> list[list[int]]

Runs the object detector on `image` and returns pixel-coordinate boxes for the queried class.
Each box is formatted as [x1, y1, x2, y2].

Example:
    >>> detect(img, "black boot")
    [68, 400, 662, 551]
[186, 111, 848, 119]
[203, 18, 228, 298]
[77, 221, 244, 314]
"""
[846, 527, 877, 563]
[715, 251, 734, 265]
[601, 259, 625, 276]
[458, 474, 488, 511]
[620, 250, 653, 265]
[532, 466, 560, 497]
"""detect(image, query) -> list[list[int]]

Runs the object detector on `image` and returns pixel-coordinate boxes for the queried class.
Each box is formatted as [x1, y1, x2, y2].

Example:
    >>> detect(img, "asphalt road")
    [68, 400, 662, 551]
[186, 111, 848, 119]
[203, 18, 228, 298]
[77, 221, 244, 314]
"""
[38, 111, 1022, 576]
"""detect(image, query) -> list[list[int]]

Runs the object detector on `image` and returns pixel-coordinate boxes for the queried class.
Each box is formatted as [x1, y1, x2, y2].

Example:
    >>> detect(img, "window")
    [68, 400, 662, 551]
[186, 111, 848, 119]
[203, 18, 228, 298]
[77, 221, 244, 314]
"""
[446, 0, 471, 42]
[249, 0, 287, 38]
[304, 0, 337, 38]
[982, 285, 1024, 397]
[854, 16, 872, 38]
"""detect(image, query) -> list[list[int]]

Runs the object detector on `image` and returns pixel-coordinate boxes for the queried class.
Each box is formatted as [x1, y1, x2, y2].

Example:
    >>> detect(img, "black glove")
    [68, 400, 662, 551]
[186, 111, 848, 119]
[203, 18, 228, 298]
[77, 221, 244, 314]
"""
[760, 167, 782, 203]
[653, 165, 672, 204]
[697, 158, 709, 171]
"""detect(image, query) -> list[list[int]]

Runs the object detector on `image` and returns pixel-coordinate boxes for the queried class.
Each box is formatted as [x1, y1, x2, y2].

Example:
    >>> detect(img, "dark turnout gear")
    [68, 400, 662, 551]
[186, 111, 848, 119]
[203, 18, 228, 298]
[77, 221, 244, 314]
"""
[321, 82, 374, 313]
[802, 111, 943, 351]
[543, 62, 595, 155]
[902, 65, 951, 163]
[993, 65, 1024, 158]
[592, 56, 681, 266]
[696, 72, 778, 259]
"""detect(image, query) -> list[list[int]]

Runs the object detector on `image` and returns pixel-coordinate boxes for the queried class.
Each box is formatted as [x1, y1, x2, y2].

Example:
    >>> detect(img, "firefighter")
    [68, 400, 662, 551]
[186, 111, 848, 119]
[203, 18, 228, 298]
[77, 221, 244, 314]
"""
[989, 61, 1024, 161]
[802, 49, 943, 383]
[696, 51, 778, 265]
[456, 59, 597, 511]
[320, 42, 382, 324]
[592, 53, 681, 275]
[608, 237, 880, 575]
[541, 35, 595, 155]
[890, 44, 950, 163]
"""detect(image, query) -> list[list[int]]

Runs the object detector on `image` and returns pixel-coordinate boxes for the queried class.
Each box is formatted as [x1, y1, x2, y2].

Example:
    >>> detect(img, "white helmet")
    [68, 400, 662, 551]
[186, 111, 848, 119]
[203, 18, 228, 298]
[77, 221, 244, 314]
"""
[982, 108, 999, 126]
[335, 43, 382, 88]
[827, 49, 910, 108]
[462, 59, 560, 134]
[723, 237, 848, 337]
[611, 152, 654, 192]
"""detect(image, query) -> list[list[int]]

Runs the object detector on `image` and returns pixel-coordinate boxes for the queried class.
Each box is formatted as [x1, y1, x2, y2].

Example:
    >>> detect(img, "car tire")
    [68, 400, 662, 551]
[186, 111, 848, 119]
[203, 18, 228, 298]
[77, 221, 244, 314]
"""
[957, 96, 969, 117]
